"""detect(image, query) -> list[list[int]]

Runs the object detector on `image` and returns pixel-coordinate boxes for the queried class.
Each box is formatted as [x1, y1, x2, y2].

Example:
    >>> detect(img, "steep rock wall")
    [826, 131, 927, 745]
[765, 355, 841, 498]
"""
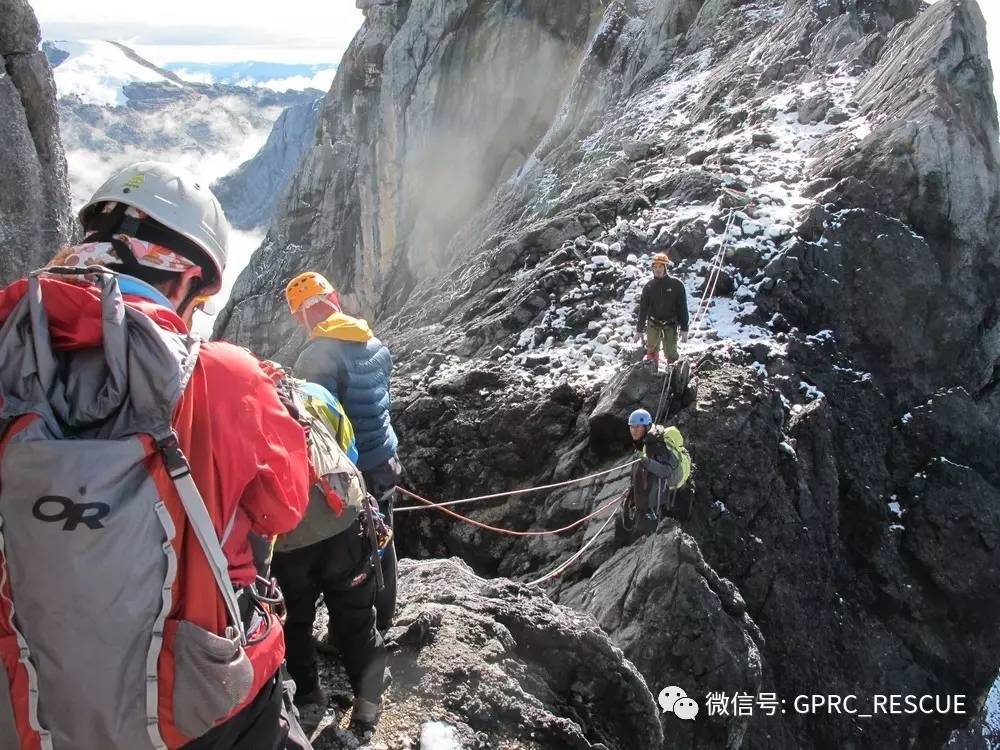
[0, 0, 72, 282]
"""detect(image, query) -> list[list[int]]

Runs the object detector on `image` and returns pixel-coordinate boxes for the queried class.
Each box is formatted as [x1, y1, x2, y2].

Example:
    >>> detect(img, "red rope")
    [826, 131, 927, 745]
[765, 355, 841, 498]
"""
[394, 486, 626, 537]
[393, 460, 638, 514]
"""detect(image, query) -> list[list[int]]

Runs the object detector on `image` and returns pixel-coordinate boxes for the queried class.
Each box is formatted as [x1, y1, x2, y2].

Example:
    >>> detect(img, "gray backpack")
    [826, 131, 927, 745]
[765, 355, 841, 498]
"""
[0, 270, 252, 749]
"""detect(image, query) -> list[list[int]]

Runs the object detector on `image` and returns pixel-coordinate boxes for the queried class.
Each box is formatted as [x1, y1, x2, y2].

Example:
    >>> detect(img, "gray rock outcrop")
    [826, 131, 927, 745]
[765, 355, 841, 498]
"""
[215, 0, 605, 351]
[212, 97, 322, 230]
[301, 559, 664, 750]
[761, 0, 1000, 404]
[0, 0, 72, 283]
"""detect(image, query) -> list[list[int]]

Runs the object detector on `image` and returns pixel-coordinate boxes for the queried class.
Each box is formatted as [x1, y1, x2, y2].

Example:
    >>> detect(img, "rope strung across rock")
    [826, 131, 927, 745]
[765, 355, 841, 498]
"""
[688, 208, 737, 340]
[394, 485, 627, 537]
[396, 495, 625, 588]
[526, 497, 623, 586]
[393, 459, 639, 514]
[653, 365, 675, 425]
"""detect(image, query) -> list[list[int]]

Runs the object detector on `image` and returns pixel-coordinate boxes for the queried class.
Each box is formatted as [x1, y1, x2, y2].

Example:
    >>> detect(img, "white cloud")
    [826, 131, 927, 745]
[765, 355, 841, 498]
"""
[258, 69, 338, 92]
[190, 227, 265, 336]
[135, 45, 342, 65]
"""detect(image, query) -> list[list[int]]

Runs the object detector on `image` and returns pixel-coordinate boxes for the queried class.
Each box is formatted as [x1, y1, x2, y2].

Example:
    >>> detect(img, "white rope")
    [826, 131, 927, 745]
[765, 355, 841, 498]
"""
[688, 210, 735, 340]
[393, 460, 637, 513]
[526, 502, 621, 586]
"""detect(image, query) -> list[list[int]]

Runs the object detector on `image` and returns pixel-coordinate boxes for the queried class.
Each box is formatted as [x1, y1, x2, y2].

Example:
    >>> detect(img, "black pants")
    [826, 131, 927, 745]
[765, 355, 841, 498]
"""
[271, 521, 386, 705]
[363, 456, 403, 630]
[182, 672, 312, 750]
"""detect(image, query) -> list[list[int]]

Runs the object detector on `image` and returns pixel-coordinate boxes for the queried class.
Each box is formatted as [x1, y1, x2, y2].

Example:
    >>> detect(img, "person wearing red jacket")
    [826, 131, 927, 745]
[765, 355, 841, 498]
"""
[0, 162, 313, 750]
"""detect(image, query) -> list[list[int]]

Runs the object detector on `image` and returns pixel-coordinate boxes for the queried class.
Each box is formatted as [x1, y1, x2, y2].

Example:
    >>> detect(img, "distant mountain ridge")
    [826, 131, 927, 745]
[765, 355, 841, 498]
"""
[211, 97, 322, 230]
[163, 60, 338, 89]
[42, 38, 321, 213]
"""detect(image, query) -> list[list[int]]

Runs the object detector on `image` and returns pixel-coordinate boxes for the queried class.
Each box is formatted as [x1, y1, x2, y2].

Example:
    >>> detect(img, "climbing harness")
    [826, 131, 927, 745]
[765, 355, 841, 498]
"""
[620, 491, 640, 533]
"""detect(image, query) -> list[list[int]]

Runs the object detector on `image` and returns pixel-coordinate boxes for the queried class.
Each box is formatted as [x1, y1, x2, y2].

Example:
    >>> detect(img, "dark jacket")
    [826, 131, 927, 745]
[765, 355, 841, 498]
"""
[295, 333, 398, 473]
[637, 275, 689, 332]
[631, 426, 683, 515]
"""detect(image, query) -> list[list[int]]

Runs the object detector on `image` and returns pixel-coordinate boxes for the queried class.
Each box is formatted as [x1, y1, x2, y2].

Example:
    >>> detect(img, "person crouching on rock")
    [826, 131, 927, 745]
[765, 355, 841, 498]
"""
[627, 409, 691, 523]
[264, 369, 389, 741]
[285, 271, 403, 632]
[636, 252, 689, 369]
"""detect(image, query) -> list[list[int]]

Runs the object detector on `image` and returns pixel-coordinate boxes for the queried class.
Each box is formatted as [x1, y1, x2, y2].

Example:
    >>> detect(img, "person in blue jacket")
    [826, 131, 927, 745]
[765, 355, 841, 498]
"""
[285, 271, 403, 630]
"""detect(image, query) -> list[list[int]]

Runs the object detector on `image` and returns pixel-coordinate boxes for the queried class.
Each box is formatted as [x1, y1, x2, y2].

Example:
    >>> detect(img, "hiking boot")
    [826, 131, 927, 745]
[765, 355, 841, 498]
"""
[349, 697, 381, 741]
[292, 682, 326, 707]
[315, 635, 339, 657]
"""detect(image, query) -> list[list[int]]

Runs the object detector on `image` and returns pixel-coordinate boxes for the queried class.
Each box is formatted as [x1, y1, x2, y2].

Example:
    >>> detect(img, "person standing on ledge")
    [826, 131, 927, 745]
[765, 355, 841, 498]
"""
[636, 252, 689, 369]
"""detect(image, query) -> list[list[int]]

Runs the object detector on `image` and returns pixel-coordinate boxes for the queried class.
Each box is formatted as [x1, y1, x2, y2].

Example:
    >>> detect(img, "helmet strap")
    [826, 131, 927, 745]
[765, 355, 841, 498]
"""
[176, 277, 207, 319]
[84, 202, 130, 243]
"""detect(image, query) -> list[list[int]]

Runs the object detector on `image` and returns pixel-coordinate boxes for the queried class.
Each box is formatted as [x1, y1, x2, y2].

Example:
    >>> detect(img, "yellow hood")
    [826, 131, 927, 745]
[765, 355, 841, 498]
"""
[311, 312, 374, 343]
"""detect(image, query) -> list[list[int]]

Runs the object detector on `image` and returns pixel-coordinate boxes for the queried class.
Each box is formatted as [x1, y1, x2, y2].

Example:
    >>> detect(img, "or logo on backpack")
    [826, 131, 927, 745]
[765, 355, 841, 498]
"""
[662, 426, 692, 489]
[32, 495, 111, 530]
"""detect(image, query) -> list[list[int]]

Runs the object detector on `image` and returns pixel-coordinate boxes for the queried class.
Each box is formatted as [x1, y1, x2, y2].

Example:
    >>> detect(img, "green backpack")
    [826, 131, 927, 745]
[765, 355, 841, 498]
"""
[662, 426, 692, 489]
[274, 380, 367, 553]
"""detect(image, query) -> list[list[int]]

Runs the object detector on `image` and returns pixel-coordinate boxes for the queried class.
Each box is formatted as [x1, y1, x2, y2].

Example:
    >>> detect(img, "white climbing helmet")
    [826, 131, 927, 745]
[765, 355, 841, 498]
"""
[79, 161, 230, 293]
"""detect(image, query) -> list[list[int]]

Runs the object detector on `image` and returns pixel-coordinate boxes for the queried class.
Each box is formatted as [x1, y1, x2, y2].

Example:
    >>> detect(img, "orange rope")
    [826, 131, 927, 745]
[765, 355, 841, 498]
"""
[393, 460, 638, 514]
[394, 486, 626, 537]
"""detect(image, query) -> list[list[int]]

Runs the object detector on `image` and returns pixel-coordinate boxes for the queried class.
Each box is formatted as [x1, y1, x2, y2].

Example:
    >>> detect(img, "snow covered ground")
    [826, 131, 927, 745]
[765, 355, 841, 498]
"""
[47, 40, 183, 106]
[989, 675, 1000, 718]
[509, 46, 872, 391]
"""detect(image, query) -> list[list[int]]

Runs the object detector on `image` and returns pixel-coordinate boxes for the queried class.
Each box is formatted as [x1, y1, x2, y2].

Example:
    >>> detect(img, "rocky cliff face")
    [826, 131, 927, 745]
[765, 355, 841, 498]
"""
[221, 0, 1000, 747]
[215, 0, 606, 347]
[212, 96, 322, 230]
[0, 0, 72, 284]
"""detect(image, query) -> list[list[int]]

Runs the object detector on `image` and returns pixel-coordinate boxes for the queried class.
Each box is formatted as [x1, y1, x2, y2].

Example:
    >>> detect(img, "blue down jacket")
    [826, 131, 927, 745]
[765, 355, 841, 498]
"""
[294, 333, 398, 472]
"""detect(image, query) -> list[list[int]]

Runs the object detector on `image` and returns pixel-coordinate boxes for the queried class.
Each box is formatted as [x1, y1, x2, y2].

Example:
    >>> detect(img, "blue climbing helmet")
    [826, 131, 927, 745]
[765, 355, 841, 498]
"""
[628, 409, 653, 427]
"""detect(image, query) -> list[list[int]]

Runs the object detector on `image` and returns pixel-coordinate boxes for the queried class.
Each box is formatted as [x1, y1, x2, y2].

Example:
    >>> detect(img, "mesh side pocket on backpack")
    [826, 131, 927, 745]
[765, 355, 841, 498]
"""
[0, 638, 24, 748]
[172, 620, 253, 739]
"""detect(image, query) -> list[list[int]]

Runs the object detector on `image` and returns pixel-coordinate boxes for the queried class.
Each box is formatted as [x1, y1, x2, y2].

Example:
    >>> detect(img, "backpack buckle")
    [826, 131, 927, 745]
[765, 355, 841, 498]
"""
[157, 434, 191, 480]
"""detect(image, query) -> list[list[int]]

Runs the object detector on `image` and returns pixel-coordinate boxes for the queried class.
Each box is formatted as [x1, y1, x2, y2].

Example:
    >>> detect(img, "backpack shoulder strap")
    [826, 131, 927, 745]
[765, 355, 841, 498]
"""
[159, 432, 246, 644]
[155, 339, 244, 644]
[179, 336, 201, 393]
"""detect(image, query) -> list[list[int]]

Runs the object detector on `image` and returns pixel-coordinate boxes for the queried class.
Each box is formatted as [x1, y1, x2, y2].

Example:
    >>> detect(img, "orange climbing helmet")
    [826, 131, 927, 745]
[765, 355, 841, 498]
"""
[285, 271, 336, 314]
[651, 252, 670, 268]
